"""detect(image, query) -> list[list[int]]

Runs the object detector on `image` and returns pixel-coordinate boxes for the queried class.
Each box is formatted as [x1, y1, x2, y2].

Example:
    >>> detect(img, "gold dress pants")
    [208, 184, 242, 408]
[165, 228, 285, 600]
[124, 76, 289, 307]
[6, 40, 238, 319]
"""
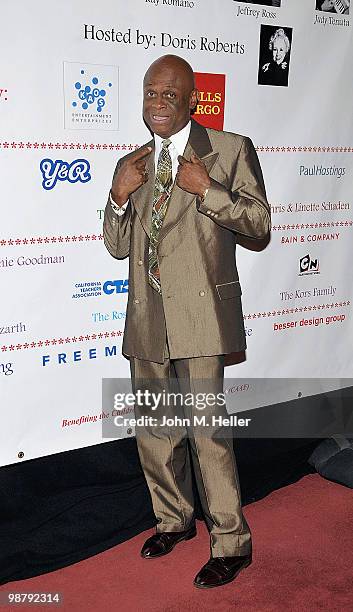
[130, 341, 252, 558]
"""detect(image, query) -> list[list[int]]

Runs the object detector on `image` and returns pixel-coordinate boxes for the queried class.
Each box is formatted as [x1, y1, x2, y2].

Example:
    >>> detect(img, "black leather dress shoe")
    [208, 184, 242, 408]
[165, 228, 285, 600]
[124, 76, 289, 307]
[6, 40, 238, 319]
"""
[193, 554, 252, 589]
[140, 525, 197, 559]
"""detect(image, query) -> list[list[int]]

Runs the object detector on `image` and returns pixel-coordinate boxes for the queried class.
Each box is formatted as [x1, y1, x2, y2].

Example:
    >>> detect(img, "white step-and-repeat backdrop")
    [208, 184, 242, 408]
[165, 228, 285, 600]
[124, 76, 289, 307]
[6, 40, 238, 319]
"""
[1, 0, 352, 466]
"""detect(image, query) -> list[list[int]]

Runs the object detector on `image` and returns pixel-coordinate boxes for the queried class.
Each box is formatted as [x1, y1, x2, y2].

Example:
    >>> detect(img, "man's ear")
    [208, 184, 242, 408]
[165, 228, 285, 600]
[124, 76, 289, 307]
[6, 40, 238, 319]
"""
[190, 88, 199, 111]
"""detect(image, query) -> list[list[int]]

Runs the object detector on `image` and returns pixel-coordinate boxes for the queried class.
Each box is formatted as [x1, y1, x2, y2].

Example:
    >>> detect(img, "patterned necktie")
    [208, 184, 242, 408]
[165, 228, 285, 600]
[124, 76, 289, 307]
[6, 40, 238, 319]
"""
[148, 139, 173, 293]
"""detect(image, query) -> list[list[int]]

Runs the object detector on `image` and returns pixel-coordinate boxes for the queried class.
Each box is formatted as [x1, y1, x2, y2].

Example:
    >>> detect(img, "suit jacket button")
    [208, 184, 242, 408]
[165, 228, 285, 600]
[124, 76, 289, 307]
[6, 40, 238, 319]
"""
[138, 259, 143, 266]
[199, 290, 205, 297]
[133, 298, 140, 304]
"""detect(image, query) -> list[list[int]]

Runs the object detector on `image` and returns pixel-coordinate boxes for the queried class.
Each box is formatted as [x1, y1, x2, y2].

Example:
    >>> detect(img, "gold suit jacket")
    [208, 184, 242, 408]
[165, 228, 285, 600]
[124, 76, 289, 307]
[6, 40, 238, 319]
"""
[103, 120, 271, 363]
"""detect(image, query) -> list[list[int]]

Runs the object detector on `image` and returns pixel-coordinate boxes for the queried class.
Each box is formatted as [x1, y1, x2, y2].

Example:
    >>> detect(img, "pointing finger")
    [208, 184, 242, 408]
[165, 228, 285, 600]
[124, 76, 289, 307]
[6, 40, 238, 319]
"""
[135, 160, 147, 171]
[190, 152, 200, 164]
[177, 155, 189, 165]
[132, 146, 153, 162]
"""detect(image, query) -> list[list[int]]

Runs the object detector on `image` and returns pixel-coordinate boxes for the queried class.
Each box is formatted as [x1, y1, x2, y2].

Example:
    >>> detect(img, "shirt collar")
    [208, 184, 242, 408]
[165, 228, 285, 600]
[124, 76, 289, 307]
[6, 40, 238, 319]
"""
[154, 120, 191, 157]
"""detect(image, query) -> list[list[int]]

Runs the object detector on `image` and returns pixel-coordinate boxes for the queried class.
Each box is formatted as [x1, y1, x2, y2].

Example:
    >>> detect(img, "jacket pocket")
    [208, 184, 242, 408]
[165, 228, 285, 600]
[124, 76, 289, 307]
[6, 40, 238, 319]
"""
[216, 281, 242, 300]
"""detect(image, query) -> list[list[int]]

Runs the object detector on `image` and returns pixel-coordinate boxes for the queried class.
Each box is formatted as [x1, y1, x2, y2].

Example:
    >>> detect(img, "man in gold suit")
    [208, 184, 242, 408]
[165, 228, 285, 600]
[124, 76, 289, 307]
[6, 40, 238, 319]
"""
[103, 54, 270, 588]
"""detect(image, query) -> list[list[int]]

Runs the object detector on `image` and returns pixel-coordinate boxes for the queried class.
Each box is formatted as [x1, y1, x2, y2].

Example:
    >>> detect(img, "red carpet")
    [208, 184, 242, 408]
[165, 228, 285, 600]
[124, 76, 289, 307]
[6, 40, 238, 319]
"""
[1, 474, 352, 611]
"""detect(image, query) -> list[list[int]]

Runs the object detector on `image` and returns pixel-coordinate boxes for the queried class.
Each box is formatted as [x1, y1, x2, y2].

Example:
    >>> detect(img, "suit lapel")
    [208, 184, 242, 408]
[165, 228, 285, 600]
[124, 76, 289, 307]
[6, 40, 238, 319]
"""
[158, 120, 219, 244]
[130, 138, 155, 237]
[131, 121, 219, 240]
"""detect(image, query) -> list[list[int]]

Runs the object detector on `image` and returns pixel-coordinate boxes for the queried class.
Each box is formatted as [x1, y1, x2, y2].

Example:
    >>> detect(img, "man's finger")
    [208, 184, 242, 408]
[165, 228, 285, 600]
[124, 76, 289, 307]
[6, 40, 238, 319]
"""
[135, 160, 147, 171]
[132, 146, 153, 162]
[190, 152, 201, 164]
[177, 155, 189, 165]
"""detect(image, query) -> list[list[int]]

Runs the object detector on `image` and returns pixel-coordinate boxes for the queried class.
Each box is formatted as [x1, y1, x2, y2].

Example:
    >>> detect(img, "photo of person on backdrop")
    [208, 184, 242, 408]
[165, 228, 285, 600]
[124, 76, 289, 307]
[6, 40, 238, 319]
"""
[2, 0, 353, 607]
[258, 26, 292, 87]
[315, 0, 350, 14]
[103, 54, 270, 589]
[238, 0, 281, 5]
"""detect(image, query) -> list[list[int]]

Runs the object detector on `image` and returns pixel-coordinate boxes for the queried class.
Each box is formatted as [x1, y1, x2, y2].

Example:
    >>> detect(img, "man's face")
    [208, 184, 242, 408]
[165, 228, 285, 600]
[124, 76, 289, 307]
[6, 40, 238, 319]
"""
[143, 62, 198, 138]
[272, 39, 286, 64]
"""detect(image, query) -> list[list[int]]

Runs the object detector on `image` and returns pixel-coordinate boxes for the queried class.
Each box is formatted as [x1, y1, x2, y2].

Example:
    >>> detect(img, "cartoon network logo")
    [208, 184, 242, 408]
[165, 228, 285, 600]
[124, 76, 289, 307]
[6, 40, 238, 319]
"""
[40, 159, 91, 190]
[72, 279, 129, 299]
[193, 72, 226, 130]
[299, 254, 320, 276]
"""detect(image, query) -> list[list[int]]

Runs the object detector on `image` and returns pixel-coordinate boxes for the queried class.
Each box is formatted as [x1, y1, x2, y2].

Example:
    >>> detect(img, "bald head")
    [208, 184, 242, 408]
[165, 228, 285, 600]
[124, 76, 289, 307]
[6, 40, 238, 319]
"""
[144, 55, 195, 90]
[143, 54, 198, 138]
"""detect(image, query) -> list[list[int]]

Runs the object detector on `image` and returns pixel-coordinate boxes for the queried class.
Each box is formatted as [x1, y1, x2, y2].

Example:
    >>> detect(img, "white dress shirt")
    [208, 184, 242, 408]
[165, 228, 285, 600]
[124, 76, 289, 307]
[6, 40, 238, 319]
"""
[110, 121, 191, 216]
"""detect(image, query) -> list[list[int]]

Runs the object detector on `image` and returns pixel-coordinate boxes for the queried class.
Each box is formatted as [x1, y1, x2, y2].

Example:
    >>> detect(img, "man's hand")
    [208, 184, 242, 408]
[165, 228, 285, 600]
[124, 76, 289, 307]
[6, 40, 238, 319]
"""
[111, 146, 152, 207]
[176, 153, 211, 199]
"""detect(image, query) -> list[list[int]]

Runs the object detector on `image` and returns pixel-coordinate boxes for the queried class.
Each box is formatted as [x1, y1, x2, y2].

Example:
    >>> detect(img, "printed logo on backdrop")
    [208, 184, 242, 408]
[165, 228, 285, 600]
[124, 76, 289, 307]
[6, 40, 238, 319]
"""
[299, 254, 320, 276]
[40, 159, 91, 190]
[193, 73, 225, 130]
[144, 0, 196, 8]
[72, 279, 129, 299]
[63, 62, 118, 130]
[42, 344, 121, 367]
[315, 0, 350, 16]
[314, 0, 350, 25]
[1, 254, 65, 269]
[92, 310, 126, 323]
[0, 322, 26, 336]
[0, 362, 13, 376]
[258, 25, 293, 87]
[236, 0, 281, 12]
[299, 164, 346, 179]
